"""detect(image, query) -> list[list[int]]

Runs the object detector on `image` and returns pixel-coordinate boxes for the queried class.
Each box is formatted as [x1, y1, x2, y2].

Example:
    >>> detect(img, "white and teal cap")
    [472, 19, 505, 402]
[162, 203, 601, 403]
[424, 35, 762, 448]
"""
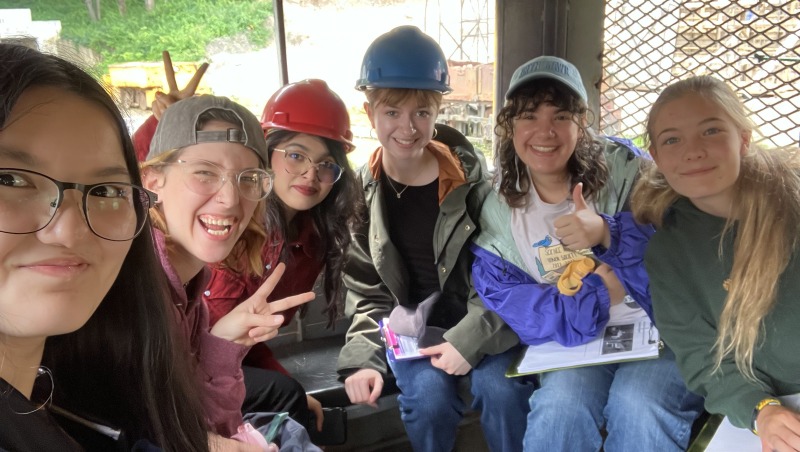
[506, 55, 588, 103]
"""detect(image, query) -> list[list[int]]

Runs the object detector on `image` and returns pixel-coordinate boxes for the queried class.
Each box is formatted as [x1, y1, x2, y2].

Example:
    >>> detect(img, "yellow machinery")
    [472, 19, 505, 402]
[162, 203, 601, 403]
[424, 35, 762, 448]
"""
[105, 61, 212, 110]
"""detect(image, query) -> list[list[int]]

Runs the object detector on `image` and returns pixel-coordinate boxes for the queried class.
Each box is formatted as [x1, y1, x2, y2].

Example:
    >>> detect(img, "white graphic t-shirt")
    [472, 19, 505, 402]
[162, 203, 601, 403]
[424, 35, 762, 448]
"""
[511, 186, 596, 284]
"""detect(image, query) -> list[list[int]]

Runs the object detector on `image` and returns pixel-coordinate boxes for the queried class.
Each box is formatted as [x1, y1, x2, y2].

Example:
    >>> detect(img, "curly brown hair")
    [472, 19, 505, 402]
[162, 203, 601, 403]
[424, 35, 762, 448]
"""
[494, 79, 608, 208]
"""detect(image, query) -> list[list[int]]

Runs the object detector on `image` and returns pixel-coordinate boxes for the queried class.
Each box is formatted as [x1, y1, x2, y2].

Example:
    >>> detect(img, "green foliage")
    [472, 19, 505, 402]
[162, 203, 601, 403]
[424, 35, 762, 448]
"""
[468, 137, 493, 162]
[1, 0, 273, 70]
[627, 134, 648, 149]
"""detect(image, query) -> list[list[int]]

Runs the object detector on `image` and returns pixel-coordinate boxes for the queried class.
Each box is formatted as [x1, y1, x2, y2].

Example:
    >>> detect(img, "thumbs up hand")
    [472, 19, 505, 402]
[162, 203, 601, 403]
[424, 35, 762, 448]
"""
[554, 183, 611, 250]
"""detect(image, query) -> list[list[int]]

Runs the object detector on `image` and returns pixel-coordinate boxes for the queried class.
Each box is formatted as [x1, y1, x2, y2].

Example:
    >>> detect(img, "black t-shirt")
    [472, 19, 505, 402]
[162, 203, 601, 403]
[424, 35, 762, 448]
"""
[0, 378, 159, 452]
[0, 378, 82, 452]
[383, 174, 441, 305]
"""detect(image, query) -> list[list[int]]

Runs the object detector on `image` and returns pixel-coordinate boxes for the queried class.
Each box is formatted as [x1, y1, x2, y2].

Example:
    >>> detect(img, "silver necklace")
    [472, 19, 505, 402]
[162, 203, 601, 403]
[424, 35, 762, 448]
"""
[386, 177, 410, 199]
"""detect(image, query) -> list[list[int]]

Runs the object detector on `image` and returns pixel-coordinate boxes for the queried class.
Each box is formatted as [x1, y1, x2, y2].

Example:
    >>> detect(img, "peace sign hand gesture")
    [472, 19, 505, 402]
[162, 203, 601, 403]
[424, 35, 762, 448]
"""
[209, 263, 315, 346]
[152, 50, 209, 119]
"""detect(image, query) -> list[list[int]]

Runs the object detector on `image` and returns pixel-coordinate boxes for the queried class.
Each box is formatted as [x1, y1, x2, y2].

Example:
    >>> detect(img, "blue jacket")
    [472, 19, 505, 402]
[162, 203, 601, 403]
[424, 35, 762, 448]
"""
[470, 137, 655, 347]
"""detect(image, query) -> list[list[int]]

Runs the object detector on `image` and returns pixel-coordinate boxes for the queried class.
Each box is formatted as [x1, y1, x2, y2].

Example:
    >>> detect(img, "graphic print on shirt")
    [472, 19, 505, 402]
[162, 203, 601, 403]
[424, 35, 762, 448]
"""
[532, 234, 587, 284]
[511, 187, 597, 284]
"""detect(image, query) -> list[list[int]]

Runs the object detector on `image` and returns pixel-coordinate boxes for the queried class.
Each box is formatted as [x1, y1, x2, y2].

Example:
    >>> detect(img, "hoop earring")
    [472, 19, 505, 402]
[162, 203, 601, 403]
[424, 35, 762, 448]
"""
[585, 110, 596, 129]
[9, 366, 54, 415]
[432, 128, 438, 139]
[369, 128, 376, 140]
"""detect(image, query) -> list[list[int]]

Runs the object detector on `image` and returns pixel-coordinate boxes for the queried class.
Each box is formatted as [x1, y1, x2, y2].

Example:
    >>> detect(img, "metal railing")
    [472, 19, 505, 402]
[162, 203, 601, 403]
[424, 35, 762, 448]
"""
[602, 0, 800, 148]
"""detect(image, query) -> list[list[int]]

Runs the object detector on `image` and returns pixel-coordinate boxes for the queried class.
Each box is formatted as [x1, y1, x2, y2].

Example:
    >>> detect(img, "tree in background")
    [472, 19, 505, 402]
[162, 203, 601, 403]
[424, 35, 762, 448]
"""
[84, 0, 100, 20]
[3, 0, 273, 71]
[87, 0, 127, 18]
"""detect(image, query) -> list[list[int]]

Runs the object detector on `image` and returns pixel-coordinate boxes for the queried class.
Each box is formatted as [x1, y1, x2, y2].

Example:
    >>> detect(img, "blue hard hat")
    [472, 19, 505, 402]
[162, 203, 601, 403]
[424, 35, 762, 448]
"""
[356, 26, 452, 94]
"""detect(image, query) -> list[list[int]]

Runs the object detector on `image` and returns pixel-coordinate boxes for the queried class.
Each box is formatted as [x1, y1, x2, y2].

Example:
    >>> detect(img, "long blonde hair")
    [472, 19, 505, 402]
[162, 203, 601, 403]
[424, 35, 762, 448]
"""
[632, 76, 800, 382]
[141, 148, 267, 278]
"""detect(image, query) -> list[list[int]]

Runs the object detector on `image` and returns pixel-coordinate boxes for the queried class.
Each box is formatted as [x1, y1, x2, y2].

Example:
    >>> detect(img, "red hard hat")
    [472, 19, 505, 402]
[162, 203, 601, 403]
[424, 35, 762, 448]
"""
[261, 79, 355, 152]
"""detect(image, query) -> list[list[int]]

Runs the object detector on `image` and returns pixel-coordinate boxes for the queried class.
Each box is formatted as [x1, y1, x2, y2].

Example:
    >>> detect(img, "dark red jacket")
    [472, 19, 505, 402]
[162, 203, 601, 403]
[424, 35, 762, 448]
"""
[204, 211, 324, 375]
[134, 116, 325, 376]
[153, 228, 248, 437]
[133, 115, 158, 161]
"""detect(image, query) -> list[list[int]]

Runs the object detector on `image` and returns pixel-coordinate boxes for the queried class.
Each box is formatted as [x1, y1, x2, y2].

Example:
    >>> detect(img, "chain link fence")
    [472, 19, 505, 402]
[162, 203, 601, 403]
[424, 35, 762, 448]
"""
[602, 0, 800, 148]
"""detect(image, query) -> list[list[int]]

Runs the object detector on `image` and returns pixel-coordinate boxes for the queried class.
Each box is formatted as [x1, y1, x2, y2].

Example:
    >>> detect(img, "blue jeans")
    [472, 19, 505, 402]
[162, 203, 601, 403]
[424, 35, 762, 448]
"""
[389, 346, 533, 452]
[523, 348, 704, 452]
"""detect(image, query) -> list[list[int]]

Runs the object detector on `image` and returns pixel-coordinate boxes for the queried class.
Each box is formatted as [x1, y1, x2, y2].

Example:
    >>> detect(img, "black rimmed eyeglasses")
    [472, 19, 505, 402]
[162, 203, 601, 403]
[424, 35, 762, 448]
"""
[0, 168, 156, 241]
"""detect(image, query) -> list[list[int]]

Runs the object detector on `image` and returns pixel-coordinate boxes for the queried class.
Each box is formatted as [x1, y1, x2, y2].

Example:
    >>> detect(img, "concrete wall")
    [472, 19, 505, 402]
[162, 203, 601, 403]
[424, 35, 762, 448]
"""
[494, 0, 605, 124]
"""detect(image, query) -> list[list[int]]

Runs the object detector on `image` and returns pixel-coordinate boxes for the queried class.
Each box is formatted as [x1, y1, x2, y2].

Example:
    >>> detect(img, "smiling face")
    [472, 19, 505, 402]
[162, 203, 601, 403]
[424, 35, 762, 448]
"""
[0, 87, 133, 339]
[144, 120, 261, 276]
[270, 133, 335, 219]
[366, 95, 438, 161]
[649, 94, 749, 217]
[512, 102, 580, 181]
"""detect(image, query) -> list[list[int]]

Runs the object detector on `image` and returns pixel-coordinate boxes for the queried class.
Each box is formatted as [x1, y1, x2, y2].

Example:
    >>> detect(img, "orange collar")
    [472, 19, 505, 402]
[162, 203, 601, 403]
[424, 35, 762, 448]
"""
[367, 141, 466, 204]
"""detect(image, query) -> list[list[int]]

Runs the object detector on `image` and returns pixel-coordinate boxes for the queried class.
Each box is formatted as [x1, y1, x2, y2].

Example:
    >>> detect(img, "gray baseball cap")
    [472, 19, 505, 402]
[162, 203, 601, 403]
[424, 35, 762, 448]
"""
[147, 95, 268, 165]
[505, 55, 588, 103]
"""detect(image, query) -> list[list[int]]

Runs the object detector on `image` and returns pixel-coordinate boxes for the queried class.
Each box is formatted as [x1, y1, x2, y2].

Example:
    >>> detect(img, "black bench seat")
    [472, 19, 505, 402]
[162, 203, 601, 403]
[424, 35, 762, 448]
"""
[273, 335, 400, 408]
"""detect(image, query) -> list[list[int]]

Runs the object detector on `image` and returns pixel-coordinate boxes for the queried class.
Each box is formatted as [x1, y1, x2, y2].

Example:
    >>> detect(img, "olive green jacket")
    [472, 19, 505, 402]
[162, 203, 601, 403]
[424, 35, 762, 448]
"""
[336, 127, 519, 377]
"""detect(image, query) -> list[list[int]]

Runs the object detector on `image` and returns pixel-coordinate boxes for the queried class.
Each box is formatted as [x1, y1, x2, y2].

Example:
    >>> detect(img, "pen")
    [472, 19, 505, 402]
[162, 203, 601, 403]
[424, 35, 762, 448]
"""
[385, 325, 401, 354]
